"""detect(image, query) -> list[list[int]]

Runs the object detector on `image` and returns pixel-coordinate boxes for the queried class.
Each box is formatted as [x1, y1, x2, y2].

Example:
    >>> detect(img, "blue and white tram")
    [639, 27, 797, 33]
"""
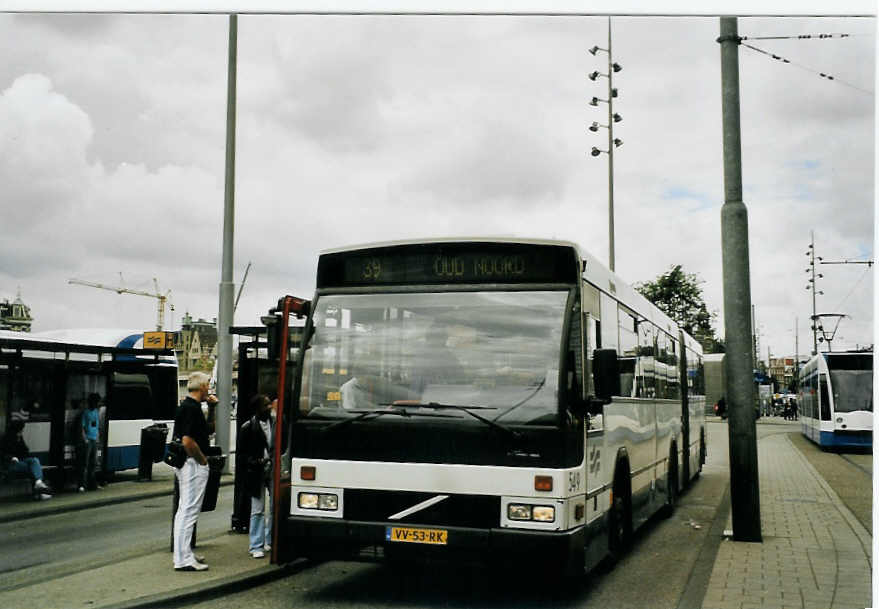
[798, 350, 872, 449]
[0, 329, 178, 478]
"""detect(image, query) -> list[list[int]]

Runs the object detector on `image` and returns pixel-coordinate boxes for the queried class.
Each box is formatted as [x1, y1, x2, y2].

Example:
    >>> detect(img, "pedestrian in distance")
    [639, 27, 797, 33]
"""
[0, 419, 52, 500]
[172, 371, 218, 572]
[714, 397, 727, 419]
[79, 393, 102, 492]
[240, 394, 275, 559]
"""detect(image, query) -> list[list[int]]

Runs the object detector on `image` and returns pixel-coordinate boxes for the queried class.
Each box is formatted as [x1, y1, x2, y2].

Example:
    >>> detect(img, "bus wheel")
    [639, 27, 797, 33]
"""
[607, 472, 632, 562]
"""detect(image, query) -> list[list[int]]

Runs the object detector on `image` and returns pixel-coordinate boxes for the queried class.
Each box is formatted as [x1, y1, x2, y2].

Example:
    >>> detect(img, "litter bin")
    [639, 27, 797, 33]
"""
[137, 423, 169, 481]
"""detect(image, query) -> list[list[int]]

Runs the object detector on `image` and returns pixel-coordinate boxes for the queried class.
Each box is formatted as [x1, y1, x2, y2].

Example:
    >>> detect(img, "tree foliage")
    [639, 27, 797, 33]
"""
[634, 265, 724, 353]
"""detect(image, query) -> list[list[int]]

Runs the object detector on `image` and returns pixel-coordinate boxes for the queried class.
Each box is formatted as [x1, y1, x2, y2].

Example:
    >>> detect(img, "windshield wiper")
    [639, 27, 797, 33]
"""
[322, 407, 454, 433]
[383, 401, 521, 440]
[493, 376, 547, 422]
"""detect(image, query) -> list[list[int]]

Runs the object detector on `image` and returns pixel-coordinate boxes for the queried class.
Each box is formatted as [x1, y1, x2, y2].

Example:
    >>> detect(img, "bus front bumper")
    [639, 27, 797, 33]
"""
[283, 516, 586, 571]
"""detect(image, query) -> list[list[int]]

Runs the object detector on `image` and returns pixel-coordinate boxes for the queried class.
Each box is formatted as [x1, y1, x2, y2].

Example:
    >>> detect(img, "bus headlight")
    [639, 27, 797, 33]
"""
[298, 492, 339, 511]
[532, 506, 556, 522]
[508, 504, 532, 520]
[507, 504, 555, 522]
[318, 494, 338, 510]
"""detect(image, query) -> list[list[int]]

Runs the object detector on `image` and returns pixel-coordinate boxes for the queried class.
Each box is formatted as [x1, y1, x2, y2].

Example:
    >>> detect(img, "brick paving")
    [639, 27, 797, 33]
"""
[702, 431, 872, 609]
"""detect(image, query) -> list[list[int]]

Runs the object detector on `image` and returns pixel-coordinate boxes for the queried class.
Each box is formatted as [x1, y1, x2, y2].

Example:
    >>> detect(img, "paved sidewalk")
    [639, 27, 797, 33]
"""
[701, 431, 872, 609]
[0, 528, 290, 609]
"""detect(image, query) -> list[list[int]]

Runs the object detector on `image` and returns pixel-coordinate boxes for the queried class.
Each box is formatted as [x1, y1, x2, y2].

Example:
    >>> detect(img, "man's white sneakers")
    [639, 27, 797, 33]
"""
[175, 562, 209, 572]
[34, 479, 50, 492]
[251, 549, 265, 559]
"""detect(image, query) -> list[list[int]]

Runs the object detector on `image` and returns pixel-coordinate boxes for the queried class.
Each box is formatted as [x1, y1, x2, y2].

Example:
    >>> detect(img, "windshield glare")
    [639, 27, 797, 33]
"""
[299, 291, 567, 426]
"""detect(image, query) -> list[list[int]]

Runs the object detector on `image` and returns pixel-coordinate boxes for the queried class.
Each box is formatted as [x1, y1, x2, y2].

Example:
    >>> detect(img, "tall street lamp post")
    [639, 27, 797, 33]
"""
[588, 18, 622, 272]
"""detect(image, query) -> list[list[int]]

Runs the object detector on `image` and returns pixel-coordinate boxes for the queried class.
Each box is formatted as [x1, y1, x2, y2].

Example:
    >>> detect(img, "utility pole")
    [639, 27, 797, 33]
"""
[606, 18, 615, 272]
[215, 13, 238, 470]
[718, 17, 761, 542]
[806, 231, 819, 355]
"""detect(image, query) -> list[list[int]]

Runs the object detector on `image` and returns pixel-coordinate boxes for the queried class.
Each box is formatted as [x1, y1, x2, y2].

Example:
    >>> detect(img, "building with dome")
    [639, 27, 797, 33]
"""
[0, 288, 33, 332]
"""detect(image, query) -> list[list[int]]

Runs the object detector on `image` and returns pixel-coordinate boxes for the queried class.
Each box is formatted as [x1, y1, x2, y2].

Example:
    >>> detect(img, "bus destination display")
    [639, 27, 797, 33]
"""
[317, 243, 578, 287]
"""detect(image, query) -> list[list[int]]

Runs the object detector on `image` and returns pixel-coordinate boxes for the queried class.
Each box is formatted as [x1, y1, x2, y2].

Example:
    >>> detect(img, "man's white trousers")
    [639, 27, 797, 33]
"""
[173, 457, 209, 568]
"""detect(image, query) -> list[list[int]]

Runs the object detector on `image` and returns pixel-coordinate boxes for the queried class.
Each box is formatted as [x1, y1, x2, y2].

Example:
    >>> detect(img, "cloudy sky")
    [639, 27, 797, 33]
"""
[0, 6, 873, 363]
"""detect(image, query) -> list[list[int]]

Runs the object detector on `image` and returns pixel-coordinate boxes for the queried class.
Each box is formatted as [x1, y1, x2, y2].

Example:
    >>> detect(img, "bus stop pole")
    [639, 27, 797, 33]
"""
[718, 16, 761, 542]
[270, 296, 294, 564]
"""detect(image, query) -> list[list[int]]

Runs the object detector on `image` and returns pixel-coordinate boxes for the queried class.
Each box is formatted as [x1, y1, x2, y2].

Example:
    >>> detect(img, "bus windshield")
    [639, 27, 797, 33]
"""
[299, 290, 567, 426]
[829, 369, 873, 413]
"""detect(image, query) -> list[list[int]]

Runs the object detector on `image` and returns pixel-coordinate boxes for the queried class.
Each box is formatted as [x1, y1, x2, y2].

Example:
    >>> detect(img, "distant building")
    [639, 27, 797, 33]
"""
[174, 312, 218, 373]
[0, 288, 33, 332]
[769, 356, 796, 391]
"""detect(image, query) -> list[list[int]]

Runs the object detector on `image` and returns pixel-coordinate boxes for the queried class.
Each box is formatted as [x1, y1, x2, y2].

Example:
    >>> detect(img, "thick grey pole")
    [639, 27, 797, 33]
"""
[216, 13, 237, 470]
[607, 17, 615, 273]
[809, 231, 818, 355]
[718, 16, 761, 542]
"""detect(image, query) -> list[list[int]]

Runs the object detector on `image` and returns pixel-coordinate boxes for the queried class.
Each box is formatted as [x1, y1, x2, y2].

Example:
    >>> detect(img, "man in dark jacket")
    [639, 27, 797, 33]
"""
[240, 394, 274, 558]
[1, 419, 52, 500]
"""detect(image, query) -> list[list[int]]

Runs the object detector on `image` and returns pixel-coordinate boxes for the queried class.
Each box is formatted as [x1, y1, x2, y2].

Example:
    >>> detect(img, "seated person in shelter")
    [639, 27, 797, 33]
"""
[1, 420, 52, 500]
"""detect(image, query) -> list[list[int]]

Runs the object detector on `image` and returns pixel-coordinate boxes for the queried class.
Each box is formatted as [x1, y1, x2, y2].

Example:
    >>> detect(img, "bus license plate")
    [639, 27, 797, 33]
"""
[386, 526, 448, 545]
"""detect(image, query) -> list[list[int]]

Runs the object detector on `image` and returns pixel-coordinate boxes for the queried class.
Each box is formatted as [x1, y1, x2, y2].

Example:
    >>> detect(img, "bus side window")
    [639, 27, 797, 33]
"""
[617, 305, 637, 398]
[638, 322, 655, 398]
[112, 373, 153, 420]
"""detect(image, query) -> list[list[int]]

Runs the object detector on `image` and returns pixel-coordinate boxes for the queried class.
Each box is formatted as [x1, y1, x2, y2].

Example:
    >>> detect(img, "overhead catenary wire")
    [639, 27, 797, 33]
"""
[832, 265, 872, 312]
[740, 41, 874, 96]
[740, 33, 850, 41]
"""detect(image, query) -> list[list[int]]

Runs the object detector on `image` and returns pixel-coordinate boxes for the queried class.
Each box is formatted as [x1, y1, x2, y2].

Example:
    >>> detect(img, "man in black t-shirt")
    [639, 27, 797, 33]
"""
[172, 371, 218, 571]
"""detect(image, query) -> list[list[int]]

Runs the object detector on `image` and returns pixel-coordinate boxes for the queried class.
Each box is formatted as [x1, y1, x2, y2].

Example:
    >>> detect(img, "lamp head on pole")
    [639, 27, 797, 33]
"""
[588, 122, 600, 132]
[612, 62, 622, 73]
[588, 71, 600, 81]
[591, 147, 602, 157]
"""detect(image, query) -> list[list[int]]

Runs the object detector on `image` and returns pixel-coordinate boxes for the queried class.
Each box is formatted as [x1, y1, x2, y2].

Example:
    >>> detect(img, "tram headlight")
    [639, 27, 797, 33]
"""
[298, 492, 339, 511]
[508, 504, 532, 520]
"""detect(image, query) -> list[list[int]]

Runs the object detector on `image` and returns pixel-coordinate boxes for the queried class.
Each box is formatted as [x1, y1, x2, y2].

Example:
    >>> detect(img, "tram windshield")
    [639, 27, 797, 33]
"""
[298, 290, 567, 426]
[829, 369, 873, 412]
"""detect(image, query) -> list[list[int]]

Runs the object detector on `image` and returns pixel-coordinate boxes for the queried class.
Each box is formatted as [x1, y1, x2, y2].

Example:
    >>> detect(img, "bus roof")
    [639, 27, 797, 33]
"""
[0, 329, 177, 364]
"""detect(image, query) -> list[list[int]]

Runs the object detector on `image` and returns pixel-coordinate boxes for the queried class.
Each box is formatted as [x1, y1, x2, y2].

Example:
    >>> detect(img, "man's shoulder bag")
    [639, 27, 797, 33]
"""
[163, 437, 187, 469]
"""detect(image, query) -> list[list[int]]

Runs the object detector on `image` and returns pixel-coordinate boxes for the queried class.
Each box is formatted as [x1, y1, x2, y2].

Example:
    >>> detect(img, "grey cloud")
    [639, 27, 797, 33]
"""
[398, 120, 571, 207]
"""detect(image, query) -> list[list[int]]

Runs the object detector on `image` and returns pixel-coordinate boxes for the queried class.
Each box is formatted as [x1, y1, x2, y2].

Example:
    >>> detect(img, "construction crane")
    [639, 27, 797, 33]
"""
[68, 277, 173, 331]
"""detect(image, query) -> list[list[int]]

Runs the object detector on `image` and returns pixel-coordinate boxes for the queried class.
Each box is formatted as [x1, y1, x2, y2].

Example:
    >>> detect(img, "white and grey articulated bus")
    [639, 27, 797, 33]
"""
[798, 350, 872, 449]
[273, 238, 706, 577]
